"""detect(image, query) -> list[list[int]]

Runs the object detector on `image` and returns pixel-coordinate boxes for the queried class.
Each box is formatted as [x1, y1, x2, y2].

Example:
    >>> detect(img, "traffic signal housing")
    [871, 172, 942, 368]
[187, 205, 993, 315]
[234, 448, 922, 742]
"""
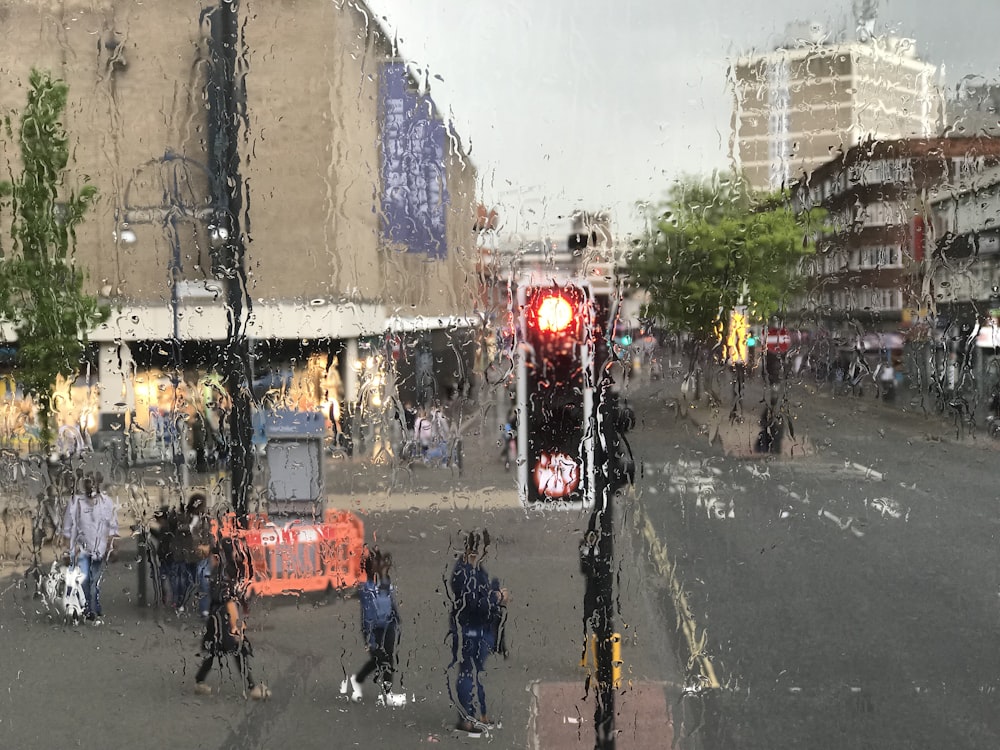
[516, 281, 595, 508]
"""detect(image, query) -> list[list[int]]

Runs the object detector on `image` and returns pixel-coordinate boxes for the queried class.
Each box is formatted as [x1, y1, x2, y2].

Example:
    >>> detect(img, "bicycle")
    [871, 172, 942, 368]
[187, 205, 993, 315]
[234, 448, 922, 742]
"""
[0, 447, 24, 490]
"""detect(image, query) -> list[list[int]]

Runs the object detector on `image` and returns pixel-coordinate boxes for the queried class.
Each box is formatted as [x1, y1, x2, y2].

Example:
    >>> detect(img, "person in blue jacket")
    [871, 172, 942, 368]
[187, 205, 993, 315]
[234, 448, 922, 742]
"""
[341, 546, 405, 706]
[448, 530, 509, 735]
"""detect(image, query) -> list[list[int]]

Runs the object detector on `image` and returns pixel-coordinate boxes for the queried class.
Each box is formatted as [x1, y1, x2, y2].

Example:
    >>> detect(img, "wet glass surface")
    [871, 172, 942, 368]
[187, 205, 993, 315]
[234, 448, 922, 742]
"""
[1, 1, 999, 747]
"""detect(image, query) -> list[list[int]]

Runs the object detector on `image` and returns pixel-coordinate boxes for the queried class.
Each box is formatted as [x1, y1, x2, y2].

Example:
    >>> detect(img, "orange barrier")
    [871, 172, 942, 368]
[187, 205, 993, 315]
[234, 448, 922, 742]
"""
[211, 509, 365, 596]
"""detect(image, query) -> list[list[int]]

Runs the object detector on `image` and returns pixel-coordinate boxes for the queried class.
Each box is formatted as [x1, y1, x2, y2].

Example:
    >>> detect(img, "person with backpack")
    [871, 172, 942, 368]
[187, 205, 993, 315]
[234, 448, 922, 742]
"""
[448, 530, 509, 736]
[340, 546, 405, 706]
[192, 550, 269, 700]
[172, 492, 214, 616]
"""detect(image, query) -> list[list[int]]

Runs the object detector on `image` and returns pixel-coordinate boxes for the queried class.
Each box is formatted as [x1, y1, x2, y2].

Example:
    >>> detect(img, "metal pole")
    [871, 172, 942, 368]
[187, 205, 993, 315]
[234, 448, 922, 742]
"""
[209, 0, 254, 522]
[590, 375, 616, 750]
[168, 211, 189, 494]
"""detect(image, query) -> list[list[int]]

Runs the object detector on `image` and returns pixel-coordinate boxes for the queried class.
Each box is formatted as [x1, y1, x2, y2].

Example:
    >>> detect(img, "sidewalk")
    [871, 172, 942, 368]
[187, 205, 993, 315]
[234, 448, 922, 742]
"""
[631, 361, 1000, 461]
[646, 369, 816, 459]
[0, 396, 691, 749]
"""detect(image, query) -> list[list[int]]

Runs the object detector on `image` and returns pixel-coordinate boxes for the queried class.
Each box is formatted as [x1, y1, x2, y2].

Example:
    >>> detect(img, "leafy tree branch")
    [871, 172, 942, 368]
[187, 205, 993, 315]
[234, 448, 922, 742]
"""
[630, 172, 826, 351]
[0, 69, 109, 448]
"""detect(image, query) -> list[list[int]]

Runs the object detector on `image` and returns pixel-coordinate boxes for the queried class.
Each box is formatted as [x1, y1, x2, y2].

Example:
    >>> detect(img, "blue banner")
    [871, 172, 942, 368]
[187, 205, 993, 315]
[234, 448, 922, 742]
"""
[380, 62, 449, 259]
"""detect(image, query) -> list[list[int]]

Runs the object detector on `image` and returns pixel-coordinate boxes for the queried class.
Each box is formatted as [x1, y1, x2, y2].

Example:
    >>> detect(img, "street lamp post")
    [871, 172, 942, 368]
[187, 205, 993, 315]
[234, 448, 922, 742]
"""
[117, 151, 228, 493]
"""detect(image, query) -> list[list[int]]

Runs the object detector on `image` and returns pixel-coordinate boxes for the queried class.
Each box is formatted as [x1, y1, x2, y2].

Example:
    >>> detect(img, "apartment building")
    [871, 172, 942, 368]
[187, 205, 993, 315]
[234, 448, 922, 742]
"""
[927, 164, 1000, 391]
[793, 136, 1000, 337]
[731, 22, 941, 192]
[0, 0, 478, 438]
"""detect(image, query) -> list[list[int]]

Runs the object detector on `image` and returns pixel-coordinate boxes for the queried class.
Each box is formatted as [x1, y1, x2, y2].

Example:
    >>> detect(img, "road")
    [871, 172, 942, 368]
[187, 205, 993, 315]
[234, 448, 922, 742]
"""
[629, 371, 1000, 749]
[3, 368, 995, 749]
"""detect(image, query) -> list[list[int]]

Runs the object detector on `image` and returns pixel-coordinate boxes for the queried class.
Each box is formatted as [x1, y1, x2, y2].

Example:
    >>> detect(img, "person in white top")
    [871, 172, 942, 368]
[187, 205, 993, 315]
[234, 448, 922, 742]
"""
[61, 473, 118, 621]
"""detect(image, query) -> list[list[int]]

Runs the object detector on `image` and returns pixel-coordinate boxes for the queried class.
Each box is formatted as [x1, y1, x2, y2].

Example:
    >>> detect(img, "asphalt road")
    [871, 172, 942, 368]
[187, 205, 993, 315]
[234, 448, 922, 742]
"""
[629, 372, 1000, 749]
[6, 367, 996, 749]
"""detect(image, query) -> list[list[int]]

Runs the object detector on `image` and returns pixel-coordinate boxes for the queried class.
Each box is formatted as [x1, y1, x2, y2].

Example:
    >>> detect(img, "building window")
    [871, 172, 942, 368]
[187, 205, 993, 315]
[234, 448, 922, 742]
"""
[858, 245, 902, 269]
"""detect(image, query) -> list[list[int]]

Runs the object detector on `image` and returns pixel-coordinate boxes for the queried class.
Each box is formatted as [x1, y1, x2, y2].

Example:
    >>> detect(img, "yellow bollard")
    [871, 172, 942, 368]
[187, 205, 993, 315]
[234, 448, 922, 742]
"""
[580, 632, 622, 688]
[610, 632, 622, 688]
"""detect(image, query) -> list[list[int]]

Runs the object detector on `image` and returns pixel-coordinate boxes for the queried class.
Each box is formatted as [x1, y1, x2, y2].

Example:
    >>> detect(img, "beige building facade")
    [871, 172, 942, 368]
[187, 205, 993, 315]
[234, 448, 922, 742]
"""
[0, 0, 479, 438]
[731, 25, 941, 192]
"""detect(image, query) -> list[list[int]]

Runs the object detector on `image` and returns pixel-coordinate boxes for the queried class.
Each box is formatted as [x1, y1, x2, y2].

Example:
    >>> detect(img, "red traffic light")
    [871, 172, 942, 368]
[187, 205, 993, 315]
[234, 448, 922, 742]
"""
[526, 287, 584, 337]
[536, 294, 574, 332]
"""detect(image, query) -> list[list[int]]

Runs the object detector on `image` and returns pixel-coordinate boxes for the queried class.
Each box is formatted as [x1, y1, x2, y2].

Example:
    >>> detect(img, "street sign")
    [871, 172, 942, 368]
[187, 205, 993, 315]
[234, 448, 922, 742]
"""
[766, 327, 791, 353]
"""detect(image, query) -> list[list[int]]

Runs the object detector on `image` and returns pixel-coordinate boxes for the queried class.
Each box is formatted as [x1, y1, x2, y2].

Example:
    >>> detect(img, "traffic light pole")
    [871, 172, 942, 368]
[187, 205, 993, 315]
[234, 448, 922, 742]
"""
[585, 375, 618, 750]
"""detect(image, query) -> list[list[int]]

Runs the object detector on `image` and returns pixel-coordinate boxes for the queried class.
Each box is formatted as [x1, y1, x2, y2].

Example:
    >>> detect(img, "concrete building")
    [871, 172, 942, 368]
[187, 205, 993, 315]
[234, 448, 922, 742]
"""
[731, 22, 941, 192]
[792, 136, 1000, 393]
[794, 136, 1000, 328]
[927, 163, 1000, 395]
[0, 0, 479, 448]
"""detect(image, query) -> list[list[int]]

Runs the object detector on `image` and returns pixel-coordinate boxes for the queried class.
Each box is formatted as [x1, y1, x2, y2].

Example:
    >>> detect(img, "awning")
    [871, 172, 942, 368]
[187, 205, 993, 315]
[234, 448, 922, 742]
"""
[384, 315, 482, 333]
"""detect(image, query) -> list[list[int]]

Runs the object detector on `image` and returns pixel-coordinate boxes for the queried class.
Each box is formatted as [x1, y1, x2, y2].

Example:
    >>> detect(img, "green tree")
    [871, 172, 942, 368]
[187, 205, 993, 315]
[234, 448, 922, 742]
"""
[630, 172, 825, 348]
[0, 69, 109, 449]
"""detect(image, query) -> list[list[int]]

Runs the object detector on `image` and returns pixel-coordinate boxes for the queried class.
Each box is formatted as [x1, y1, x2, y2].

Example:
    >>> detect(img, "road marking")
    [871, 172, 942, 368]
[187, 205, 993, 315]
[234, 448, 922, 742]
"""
[848, 461, 883, 481]
[636, 507, 720, 689]
[819, 508, 865, 537]
[665, 459, 735, 520]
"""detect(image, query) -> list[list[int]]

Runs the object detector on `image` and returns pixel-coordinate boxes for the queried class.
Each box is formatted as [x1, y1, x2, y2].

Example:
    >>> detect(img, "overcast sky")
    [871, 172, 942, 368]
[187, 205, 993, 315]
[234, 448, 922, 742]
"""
[367, 0, 1000, 238]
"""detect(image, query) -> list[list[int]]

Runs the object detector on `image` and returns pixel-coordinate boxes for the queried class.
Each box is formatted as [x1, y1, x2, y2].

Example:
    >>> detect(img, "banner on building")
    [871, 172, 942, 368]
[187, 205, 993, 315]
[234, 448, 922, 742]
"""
[379, 62, 449, 259]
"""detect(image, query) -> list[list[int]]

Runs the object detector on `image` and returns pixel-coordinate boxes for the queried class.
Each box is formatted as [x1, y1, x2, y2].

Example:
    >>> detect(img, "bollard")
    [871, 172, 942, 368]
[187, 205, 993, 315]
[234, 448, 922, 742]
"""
[134, 525, 148, 608]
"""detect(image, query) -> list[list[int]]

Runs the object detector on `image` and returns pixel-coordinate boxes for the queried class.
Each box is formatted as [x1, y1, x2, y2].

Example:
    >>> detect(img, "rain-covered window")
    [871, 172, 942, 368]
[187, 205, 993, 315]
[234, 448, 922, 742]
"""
[0, 1, 998, 747]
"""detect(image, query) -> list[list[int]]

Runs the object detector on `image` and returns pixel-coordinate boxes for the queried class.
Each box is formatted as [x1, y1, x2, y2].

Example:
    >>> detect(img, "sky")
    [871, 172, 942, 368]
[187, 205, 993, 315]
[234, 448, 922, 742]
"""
[367, 0, 1000, 240]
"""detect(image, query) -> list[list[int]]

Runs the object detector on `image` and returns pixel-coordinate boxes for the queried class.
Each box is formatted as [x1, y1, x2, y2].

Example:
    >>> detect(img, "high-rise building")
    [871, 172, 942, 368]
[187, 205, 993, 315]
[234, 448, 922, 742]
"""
[731, 22, 942, 192]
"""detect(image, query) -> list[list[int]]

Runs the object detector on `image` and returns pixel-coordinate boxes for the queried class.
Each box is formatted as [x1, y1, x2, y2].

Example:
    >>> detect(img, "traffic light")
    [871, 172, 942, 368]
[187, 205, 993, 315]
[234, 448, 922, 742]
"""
[516, 281, 595, 507]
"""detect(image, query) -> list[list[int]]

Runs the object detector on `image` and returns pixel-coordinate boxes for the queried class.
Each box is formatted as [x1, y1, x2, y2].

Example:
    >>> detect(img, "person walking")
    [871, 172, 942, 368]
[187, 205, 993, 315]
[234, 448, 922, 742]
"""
[340, 546, 405, 706]
[61, 473, 118, 622]
[448, 530, 509, 736]
[193, 556, 269, 700]
[149, 503, 179, 608]
[187, 493, 215, 618]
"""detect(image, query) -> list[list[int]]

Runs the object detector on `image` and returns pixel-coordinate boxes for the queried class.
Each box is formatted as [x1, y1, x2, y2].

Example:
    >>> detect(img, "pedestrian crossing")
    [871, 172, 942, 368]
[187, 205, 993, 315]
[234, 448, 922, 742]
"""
[640, 456, 912, 536]
[644, 457, 735, 520]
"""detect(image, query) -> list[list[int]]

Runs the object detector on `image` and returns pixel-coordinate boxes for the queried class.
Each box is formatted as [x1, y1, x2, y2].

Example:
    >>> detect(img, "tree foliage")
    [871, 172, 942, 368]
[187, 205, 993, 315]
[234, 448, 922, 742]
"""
[630, 172, 825, 345]
[0, 69, 109, 447]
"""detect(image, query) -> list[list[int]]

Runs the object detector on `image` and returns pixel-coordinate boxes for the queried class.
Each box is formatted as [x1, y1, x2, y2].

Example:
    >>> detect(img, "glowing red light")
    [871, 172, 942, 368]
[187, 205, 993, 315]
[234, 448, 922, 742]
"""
[536, 294, 574, 333]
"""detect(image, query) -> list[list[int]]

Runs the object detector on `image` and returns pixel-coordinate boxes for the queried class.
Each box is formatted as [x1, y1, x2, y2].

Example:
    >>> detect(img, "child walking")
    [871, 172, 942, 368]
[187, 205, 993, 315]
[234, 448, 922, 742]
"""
[341, 546, 405, 706]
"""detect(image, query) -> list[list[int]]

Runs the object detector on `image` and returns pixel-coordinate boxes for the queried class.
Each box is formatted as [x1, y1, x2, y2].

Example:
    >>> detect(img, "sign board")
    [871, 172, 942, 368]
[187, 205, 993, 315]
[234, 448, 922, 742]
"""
[379, 62, 449, 259]
[766, 327, 791, 353]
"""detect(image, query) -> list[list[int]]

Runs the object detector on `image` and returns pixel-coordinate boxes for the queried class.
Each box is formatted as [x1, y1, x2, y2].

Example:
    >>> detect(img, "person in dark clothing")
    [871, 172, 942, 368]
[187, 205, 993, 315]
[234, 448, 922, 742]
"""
[176, 492, 214, 616]
[192, 556, 269, 700]
[448, 530, 509, 735]
[341, 546, 405, 706]
[148, 505, 174, 607]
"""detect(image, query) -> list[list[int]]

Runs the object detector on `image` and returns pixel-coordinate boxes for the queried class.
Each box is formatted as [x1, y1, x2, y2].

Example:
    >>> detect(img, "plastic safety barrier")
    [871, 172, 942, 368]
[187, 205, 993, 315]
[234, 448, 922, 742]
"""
[212, 509, 365, 596]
